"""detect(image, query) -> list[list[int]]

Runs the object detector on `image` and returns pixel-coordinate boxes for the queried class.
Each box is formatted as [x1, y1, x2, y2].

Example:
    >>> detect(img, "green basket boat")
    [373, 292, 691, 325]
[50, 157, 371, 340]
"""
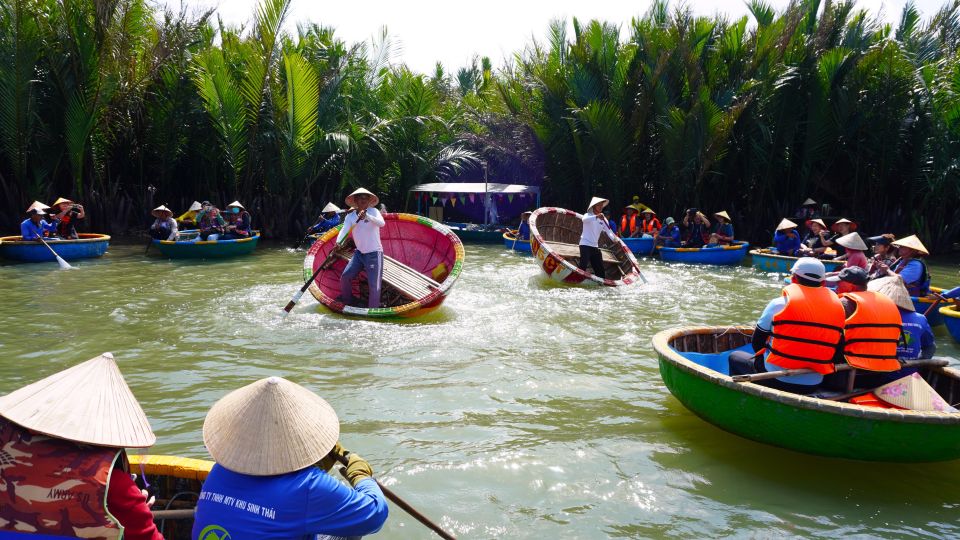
[153, 230, 260, 259]
[653, 326, 960, 462]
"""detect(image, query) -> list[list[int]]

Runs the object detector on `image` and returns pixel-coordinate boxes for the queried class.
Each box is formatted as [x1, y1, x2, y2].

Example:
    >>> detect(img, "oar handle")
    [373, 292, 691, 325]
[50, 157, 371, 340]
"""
[334, 453, 456, 540]
[924, 293, 946, 316]
[282, 224, 355, 313]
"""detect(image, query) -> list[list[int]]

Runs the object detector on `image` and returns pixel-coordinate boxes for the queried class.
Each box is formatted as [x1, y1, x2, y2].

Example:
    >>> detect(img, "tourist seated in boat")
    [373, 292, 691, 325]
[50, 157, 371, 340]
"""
[772, 218, 801, 256]
[639, 208, 661, 237]
[198, 206, 226, 241]
[870, 276, 935, 362]
[821, 217, 857, 258]
[149, 205, 178, 240]
[308, 202, 343, 235]
[681, 208, 710, 248]
[798, 218, 830, 256]
[176, 200, 202, 228]
[192, 377, 388, 538]
[193, 200, 214, 225]
[654, 217, 681, 247]
[518, 211, 532, 240]
[0, 353, 163, 539]
[51, 197, 85, 239]
[20, 206, 58, 240]
[707, 211, 734, 246]
[223, 200, 252, 240]
[866, 234, 897, 279]
[620, 206, 640, 238]
[818, 266, 904, 390]
[794, 197, 820, 221]
[831, 232, 868, 271]
[338, 188, 386, 308]
[629, 195, 651, 213]
[874, 235, 931, 296]
[728, 257, 845, 394]
[579, 197, 617, 276]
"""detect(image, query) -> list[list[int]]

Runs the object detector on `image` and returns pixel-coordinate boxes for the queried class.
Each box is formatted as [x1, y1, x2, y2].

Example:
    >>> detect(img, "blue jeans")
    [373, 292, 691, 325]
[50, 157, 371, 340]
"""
[339, 250, 383, 308]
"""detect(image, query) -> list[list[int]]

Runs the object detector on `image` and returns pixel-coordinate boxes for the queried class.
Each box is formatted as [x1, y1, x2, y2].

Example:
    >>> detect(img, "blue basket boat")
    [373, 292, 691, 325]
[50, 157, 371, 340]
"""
[621, 236, 655, 256]
[912, 287, 946, 327]
[659, 241, 750, 265]
[0, 234, 110, 262]
[750, 249, 844, 273]
[153, 231, 260, 259]
[941, 304, 960, 343]
[502, 230, 531, 253]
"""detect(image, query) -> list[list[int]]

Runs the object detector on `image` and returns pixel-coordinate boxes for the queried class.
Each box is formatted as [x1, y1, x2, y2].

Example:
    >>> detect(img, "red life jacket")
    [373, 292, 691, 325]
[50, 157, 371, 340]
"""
[841, 291, 903, 372]
[766, 283, 846, 374]
[0, 419, 122, 538]
[620, 214, 637, 236]
[641, 217, 661, 234]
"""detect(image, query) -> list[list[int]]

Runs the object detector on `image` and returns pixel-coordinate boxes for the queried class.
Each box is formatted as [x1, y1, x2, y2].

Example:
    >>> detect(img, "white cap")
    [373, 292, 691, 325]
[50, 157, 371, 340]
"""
[790, 257, 826, 282]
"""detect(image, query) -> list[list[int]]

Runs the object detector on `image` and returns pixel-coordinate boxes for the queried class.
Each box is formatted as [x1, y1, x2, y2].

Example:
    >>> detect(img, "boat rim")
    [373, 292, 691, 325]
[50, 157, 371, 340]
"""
[658, 241, 749, 253]
[528, 206, 640, 286]
[155, 231, 261, 245]
[0, 233, 111, 245]
[652, 325, 960, 425]
[749, 248, 844, 264]
[502, 230, 530, 243]
[941, 304, 960, 318]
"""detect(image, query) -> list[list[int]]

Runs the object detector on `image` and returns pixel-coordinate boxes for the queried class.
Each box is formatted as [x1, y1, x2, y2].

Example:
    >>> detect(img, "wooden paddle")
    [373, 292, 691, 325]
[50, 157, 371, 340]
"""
[282, 223, 355, 314]
[923, 292, 949, 316]
[731, 358, 949, 383]
[334, 453, 456, 540]
[37, 236, 73, 269]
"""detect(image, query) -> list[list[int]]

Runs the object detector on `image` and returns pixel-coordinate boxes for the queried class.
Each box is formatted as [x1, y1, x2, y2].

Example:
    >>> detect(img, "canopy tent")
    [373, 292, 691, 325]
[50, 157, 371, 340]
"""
[409, 183, 541, 225]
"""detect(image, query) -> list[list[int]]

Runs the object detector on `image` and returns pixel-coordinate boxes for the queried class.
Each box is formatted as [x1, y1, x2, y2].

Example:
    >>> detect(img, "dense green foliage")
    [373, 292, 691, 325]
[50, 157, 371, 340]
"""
[1, 0, 959, 249]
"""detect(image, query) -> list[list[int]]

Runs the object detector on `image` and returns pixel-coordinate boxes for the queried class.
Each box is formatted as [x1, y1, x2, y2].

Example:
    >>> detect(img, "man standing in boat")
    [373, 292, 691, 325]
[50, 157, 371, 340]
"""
[337, 188, 386, 308]
[579, 197, 618, 278]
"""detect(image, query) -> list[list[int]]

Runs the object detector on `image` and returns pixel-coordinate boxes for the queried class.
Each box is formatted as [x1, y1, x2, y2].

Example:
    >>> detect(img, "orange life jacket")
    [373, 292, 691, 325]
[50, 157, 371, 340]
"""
[620, 214, 637, 236]
[841, 291, 903, 372]
[641, 217, 661, 234]
[766, 283, 845, 374]
[0, 419, 122, 538]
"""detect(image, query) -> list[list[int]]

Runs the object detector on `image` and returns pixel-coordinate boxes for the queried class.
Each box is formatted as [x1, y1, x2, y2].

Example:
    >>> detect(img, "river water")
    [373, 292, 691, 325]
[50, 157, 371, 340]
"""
[1, 243, 958, 539]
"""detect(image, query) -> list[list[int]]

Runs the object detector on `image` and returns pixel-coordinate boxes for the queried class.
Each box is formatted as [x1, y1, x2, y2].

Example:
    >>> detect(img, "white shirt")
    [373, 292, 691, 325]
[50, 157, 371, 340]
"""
[337, 207, 385, 253]
[579, 213, 616, 248]
[151, 217, 178, 241]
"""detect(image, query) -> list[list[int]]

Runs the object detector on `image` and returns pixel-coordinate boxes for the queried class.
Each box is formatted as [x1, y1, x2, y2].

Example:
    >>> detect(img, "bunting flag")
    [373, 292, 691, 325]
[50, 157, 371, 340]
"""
[468, 193, 475, 203]
[450, 195, 457, 207]
[431, 196, 438, 205]
[518, 193, 526, 200]
[508, 194, 514, 203]
[458, 195, 465, 205]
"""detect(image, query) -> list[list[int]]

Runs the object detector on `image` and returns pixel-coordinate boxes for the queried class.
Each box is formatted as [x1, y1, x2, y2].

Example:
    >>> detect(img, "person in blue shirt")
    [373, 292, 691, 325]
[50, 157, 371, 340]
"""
[707, 211, 734, 246]
[772, 218, 801, 256]
[309, 203, 343, 235]
[517, 211, 532, 240]
[193, 377, 388, 540]
[602, 209, 618, 235]
[654, 217, 681, 247]
[20, 207, 58, 240]
[879, 235, 931, 297]
[868, 276, 935, 361]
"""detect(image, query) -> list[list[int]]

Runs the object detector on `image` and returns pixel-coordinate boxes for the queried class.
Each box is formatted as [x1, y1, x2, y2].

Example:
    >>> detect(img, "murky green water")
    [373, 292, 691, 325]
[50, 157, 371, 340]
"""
[1, 243, 959, 539]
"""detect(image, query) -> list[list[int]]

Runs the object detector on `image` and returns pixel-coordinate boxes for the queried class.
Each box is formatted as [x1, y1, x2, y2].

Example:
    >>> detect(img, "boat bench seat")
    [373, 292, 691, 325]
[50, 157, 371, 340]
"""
[549, 242, 620, 264]
[335, 251, 440, 300]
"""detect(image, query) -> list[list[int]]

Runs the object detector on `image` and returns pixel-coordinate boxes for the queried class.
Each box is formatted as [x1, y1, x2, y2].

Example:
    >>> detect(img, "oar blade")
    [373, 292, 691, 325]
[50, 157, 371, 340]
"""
[55, 255, 73, 269]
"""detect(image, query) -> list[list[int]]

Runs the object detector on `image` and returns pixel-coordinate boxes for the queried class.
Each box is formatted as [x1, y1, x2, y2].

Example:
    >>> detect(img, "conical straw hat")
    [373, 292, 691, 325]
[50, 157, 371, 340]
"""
[345, 188, 379, 208]
[776, 218, 798, 231]
[151, 205, 172, 218]
[875, 373, 958, 412]
[640, 208, 656, 215]
[892, 234, 929, 256]
[322, 202, 341, 214]
[831, 218, 858, 232]
[586, 197, 609, 213]
[806, 218, 827, 229]
[867, 276, 915, 311]
[203, 377, 340, 476]
[51, 197, 73, 206]
[188, 201, 203, 212]
[714, 210, 731, 222]
[802, 198, 817, 206]
[27, 200, 50, 212]
[0, 353, 155, 448]
[226, 200, 245, 209]
[836, 232, 867, 251]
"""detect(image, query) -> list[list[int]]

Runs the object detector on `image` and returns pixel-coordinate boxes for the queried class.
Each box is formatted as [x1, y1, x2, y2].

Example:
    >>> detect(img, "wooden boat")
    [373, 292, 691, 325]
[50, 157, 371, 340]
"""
[153, 230, 260, 259]
[129, 454, 208, 539]
[621, 236, 655, 256]
[528, 207, 641, 286]
[444, 222, 504, 243]
[305, 213, 464, 318]
[658, 241, 750, 265]
[940, 304, 960, 343]
[750, 248, 844, 273]
[913, 286, 946, 327]
[0, 233, 109, 262]
[502, 230, 531, 253]
[653, 326, 960, 462]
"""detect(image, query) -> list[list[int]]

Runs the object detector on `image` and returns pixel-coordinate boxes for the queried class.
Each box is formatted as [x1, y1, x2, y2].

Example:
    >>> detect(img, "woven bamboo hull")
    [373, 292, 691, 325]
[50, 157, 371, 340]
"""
[528, 207, 641, 287]
[942, 304, 960, 343]
[658, 242, 750, 265]
[502, 231, 531, 253]
[913, 287, 946, 327]
[305, 213, 464, 318]
[749, 249, 844, 273]
[653, 326, 960, 462]
[129, 454, 210, 540]
[154, 232, 260, 259]
[621, 236, 655, 256]
[0, 233, 109, 262]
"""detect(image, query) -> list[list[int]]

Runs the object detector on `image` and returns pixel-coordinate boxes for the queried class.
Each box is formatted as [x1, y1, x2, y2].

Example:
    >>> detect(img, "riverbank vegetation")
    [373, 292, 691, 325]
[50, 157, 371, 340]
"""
[1, 0, 959, 250]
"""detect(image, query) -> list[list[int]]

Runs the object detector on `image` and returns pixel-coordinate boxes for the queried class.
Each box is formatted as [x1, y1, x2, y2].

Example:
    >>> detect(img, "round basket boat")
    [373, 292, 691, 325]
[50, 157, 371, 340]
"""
[749, 249, 844, 273]
[527, 207, 641, 287]
[941, 304, 960, 343]
[129, 454, 211, 539]
[0, 233, 110, 262]
[304, 213, 464, 318]
[913, 286, 946, 327]
[658, 241, 750, 265]
[503, 230, 531, 253]
[153, 230, 260, 259]
[653, 326, 960, 462]
[621, 236, 655, 256]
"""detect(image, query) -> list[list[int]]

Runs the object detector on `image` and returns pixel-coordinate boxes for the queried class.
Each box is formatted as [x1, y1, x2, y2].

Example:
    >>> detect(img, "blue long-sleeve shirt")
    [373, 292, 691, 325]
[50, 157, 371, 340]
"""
[898, 308, 936, 360]
[518, 221, 531, 240]
[773, 230, 801, 256]
[20, 218, 58, 240]
[193, 463, 388, 539]
[309, 214, 341, 234]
